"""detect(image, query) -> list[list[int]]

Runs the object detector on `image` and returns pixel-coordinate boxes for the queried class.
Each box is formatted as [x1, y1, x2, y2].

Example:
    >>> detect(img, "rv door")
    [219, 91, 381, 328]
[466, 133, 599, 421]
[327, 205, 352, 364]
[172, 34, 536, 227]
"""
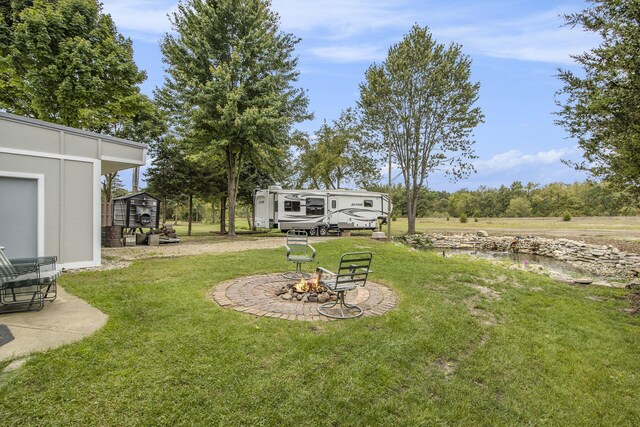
[328, 196, 338, 226]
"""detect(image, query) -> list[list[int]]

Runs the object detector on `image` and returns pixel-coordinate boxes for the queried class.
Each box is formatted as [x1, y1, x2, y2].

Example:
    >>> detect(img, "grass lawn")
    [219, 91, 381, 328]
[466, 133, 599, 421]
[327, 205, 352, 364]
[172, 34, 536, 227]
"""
[1, 238, 638, 425]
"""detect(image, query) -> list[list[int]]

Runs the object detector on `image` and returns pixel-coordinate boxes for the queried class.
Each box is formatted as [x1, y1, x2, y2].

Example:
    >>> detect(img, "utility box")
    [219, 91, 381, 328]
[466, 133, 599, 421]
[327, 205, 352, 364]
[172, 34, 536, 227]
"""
[112, 192, 160, 229]
[147, 234, 160, 246]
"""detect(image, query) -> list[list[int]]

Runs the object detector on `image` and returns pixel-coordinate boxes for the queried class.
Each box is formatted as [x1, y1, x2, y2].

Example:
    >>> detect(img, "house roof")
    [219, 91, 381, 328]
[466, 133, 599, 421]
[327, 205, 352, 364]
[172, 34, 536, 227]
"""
[0, 112, 146, 149]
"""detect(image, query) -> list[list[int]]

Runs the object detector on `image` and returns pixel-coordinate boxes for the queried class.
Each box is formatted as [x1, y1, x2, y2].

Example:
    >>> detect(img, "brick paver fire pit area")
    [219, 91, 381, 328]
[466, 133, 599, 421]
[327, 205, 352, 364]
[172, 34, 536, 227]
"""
[212, 274, 397, 321]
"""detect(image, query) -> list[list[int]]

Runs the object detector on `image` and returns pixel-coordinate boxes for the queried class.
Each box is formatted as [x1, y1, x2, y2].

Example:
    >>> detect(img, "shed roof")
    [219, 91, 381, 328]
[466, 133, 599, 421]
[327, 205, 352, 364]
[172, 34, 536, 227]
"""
[113, 192, 159, 201]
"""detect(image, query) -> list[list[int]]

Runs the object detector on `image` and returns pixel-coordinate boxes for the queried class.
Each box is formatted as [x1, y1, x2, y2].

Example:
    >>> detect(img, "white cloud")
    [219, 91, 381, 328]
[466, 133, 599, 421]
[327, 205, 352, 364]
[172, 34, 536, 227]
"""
[273, 1, 598, 65]
[272, 0, 412, 39]
[101, 0, 175, 36]
[308, 45, 387, 63]
[103, 1, 598, 65]
[474, 147, 581, 173]
[433, 9, 599, 65]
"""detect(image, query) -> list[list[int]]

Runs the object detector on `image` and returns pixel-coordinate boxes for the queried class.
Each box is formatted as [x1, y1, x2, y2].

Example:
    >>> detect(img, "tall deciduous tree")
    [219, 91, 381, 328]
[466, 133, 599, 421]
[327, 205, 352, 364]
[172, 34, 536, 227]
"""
[556, 0, 640, 196]
[359, 25, 484, 234]
[158, 0, 310, 237]
[145, 135, 220, 235]
[0, 0, 151, 131]
[296, 109, 380, 189]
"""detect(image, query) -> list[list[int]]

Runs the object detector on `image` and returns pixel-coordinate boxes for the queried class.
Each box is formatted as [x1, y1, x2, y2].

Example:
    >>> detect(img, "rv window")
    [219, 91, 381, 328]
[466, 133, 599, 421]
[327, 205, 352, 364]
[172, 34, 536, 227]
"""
[364, 200, 373, 207]
[306, 198, 325, 216]
[331, 200, 336, 209]
[284, 201, 301, 212]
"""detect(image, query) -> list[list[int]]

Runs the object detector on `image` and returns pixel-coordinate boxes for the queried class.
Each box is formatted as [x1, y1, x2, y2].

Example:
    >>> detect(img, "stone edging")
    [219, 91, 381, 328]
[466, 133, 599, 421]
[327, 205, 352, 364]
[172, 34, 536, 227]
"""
[404, 233, 640, 278]
[211, 274, 397, 321]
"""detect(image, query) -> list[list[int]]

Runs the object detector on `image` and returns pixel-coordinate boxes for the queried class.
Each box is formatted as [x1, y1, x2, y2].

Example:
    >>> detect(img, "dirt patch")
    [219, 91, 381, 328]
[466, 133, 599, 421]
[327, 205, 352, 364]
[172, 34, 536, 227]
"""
[469, 285, 501, 300]
[433, 357, 457, 376]
[101, 237, 295, 261]
[430, 333, 490, 377]
[464, 295, 498, 326]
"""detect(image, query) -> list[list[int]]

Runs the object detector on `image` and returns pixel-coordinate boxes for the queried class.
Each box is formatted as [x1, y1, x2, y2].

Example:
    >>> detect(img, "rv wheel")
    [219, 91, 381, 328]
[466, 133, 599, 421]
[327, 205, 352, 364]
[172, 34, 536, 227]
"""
[309, 227, 318, 236]
[318, 227, 328, 236]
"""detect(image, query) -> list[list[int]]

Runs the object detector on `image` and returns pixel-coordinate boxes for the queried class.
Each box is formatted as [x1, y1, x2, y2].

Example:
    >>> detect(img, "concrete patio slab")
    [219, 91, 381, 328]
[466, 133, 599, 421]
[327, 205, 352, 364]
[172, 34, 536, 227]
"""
[0, 287, 107, 361]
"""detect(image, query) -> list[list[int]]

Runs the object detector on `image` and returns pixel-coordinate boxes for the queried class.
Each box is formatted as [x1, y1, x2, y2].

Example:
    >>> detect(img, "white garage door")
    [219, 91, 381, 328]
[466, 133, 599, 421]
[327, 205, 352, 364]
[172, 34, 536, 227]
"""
[0, 177, 38, 258]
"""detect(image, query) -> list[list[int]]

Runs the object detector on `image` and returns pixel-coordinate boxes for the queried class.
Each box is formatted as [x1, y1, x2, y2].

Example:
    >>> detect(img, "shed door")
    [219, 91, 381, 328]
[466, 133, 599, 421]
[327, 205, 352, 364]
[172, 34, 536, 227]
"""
[0, 177, 38, 258]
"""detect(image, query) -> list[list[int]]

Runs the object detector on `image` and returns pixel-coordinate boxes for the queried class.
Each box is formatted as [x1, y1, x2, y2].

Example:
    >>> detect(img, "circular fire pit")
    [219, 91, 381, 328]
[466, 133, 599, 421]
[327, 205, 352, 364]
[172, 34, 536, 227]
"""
[211, 273, 397, 321]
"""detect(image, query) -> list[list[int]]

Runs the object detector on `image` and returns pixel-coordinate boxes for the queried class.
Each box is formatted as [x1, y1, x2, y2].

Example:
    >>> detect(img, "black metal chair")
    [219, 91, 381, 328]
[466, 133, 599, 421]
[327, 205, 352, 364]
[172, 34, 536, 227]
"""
[283, 230, 316, 279]
[316, 252, 373, 319]
[0, 246, 60, 313]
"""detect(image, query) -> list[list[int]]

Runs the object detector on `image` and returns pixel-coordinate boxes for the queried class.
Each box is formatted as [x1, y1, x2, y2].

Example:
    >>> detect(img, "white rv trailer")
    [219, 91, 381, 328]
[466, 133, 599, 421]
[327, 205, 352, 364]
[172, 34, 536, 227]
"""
[253, 186, 392, 235]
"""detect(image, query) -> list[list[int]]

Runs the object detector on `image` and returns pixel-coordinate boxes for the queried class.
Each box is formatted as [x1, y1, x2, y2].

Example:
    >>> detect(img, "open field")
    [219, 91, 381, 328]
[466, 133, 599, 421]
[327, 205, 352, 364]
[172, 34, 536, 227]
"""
[164, 216, 640, 254]
[405, 216, 640, 238]
[2, 238, 639, 425]
[170, 216, 640, 239]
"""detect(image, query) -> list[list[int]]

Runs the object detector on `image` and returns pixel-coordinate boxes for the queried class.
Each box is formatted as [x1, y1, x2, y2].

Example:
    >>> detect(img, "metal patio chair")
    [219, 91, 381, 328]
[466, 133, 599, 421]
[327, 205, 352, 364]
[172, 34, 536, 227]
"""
[0, 246, 61, 313]
[283, 230, 316, 279]
[316, 252, 373, 319]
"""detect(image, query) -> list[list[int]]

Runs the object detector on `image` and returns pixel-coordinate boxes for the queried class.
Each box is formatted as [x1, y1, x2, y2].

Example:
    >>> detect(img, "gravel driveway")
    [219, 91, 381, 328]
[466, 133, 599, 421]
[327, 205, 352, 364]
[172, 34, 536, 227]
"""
[86, 236, 338, 271]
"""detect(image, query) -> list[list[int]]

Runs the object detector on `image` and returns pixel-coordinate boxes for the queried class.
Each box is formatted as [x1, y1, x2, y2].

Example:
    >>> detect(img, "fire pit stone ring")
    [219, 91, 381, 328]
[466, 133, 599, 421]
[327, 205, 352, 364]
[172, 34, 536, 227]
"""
[211, 273, 397, 321]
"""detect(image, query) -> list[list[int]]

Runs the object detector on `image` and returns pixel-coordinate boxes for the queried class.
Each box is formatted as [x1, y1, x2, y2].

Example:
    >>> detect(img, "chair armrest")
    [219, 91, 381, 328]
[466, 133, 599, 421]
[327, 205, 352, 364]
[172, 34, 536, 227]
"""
[316, 266, 336, 276]
[347, 264, 372, 274]
[10, 256, 57, 266]
[308, 244, 317, 259]
[285, 244, 292, 257]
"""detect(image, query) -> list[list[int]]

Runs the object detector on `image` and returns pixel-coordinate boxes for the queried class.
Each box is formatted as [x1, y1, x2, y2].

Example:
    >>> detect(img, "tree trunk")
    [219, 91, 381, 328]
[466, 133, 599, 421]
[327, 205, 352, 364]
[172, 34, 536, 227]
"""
[220, 195, 227, 234]
[188, 193, 193, 236]
[245, 206, 253, 230]
[161, 197, 167, 225]
[132, 167, 139, 193]
[407, 187, 419, 235]
[102, 172, 117, 203]
[211, 199, 216, 225]
[226, 149, 238, 237]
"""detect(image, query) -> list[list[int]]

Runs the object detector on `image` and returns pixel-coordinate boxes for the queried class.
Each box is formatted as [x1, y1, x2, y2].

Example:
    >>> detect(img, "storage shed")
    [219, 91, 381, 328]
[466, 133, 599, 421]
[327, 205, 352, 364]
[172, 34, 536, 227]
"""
[112, 192, 160, 229]
[0, 112, 147, 268]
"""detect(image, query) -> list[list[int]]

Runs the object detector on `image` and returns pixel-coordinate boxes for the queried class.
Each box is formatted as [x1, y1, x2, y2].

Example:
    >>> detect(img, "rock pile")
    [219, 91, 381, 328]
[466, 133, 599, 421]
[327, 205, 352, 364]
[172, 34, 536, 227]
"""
[275, 284, 338, 303]
[404, 232, 640, 278]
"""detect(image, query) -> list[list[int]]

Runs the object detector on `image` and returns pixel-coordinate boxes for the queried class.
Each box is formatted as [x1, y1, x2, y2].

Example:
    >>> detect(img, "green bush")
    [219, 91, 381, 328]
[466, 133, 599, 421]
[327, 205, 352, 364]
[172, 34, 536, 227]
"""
[562, 213, 572, 222]
[392, 215, 397, 222]
[446, 217, 450, 221]
[459, 213, 468, 223]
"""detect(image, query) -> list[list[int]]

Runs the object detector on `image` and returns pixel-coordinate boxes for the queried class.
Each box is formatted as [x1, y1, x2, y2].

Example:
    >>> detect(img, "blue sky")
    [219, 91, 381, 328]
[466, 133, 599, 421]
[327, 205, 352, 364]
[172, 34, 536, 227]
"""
[101, 0, 597, 192]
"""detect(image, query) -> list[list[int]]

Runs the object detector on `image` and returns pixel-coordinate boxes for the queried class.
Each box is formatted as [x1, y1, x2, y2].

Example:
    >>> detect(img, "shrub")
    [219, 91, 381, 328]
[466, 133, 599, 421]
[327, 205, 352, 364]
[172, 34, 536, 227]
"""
[562, 213, 572, 222]
[392, 215, 397, 222]
[446, 217, 450, 221]
[460, 213, 468, 223]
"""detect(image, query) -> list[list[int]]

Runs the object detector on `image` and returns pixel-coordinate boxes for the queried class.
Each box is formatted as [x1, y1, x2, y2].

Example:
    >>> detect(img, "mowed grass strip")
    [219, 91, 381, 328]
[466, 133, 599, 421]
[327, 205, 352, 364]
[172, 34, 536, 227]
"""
[0, 238, 638, 425]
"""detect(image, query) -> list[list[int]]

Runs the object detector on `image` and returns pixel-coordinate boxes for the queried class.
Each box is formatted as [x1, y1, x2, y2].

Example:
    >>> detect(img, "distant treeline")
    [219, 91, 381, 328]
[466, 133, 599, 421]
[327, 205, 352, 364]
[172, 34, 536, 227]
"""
[369, 181, 640, 218]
